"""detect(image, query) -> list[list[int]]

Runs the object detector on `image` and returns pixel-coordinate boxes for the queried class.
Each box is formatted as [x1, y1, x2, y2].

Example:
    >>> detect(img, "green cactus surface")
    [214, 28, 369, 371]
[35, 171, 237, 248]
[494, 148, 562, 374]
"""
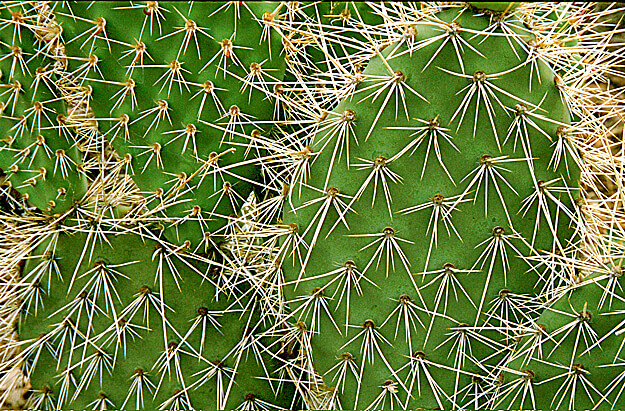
[282, 4, 583, 410]
[505, 268, 625, 409]
[18, 223, 292, 409]
[3, 2, 295, 410]
[52, 1, 287, 247]
[2, 2, 625, 411]
[0, 4, 88, 214]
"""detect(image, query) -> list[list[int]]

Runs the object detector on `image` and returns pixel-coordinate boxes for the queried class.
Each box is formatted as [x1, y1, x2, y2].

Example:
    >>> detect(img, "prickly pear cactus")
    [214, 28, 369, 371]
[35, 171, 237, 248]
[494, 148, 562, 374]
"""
[19, 225, 292, 410]
[2, 2, 625, 411]
[503, 267, 625, 410]
[281, 3, 593, 410]
[0, 2, 88, 214]
[0, 1, 295, 410]
[52, 1, 287, 246]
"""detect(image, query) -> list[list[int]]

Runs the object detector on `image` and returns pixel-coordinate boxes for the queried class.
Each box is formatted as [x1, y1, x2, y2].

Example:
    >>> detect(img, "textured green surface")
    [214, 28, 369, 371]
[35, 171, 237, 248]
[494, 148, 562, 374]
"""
[19, 227, 290, 409]
[506, 273, 625, 409]
[468, 2, 520, 13]
[10, 2, 294, 409]
[55, 1, 286, 246]
[283, 6, 579, 409]
[0, 6, 87, 213]
[3, 2, 623, 411]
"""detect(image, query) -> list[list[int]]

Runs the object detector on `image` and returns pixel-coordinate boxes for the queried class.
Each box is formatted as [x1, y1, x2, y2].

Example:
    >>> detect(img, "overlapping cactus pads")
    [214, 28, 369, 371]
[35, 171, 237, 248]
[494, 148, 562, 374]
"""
[1, 2, 625, 410]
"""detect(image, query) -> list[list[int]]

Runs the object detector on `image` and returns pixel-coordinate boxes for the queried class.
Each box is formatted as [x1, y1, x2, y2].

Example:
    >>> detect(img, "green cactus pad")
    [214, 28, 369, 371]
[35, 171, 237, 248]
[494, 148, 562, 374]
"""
[18, 225, 292, 409]
[3, 3, 624, 411]
[53, 1, 287, 246]
[282, 5, 579, 409]
[0, 5, 88, 214]
[504, 270, 625, 409]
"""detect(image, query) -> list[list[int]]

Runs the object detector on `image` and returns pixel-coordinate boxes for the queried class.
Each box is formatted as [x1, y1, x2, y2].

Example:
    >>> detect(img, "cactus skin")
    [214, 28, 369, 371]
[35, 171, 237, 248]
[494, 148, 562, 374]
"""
[468, 2, 520, 12]
[53, 1, 286, 247]
[0, 5, 88, 214]
[283, 5, 579, 410]
[505, 271, 625, 410]
[3, 2, 624, 411]
[5, 2, 294, 410]
[18, 225, 291, 410]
